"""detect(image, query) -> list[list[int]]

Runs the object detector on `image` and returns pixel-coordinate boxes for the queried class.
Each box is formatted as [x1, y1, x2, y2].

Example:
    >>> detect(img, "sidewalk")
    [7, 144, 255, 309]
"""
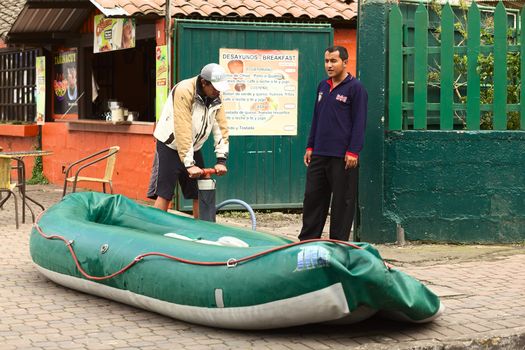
[1, 185, 524, 350]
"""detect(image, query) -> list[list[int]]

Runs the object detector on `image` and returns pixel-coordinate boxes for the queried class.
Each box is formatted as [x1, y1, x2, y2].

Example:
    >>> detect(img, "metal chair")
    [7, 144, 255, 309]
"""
[62, 146, 120, 197]
[0, 156, 19, 228]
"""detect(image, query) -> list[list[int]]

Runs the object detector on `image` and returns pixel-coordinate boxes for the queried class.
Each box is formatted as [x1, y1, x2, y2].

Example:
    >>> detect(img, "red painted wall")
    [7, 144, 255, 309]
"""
[334, 28, 357, 76]
[41, 123, 155, 201]
[0, 135, 39, 179]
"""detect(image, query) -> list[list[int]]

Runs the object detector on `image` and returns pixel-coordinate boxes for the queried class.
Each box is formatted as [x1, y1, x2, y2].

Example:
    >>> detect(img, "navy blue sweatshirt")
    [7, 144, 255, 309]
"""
[306, 74, 368, 158]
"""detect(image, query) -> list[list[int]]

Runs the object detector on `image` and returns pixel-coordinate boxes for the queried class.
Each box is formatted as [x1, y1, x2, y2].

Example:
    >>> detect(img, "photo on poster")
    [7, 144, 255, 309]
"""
[94, 15, 136, 53]
[53, 49, 78, 115]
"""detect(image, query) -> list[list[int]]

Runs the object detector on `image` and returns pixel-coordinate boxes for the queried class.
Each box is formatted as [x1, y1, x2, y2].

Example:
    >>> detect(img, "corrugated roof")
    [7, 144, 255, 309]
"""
[0, 0, 25, 40]
[91, 0, 358, 21]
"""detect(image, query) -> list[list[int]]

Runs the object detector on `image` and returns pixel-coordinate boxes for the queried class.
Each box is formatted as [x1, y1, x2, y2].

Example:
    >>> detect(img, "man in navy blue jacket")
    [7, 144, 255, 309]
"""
[299, 46, 368, 241]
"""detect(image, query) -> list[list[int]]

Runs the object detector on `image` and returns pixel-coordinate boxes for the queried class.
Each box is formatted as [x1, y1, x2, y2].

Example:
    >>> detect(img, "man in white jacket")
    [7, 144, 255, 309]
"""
[147, 63, 230, 217]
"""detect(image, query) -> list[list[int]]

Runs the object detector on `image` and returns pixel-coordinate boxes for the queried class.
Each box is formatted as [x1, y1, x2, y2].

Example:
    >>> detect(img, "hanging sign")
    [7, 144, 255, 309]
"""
[94, 15, 136, 53]
[35, 56, 46, 125]
[155, 45, 168, 121]
[219, 48, 299, 136]
[53, 49, 78, 115]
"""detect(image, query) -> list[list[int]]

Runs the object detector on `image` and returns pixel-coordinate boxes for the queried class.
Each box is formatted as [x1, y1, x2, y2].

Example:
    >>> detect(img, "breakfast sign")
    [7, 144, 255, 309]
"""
[219, 48, 299, 136]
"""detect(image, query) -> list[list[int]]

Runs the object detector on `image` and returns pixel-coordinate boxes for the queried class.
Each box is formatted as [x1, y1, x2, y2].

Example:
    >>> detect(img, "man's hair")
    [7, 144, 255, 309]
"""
[326, 46, 348, 61]
[198, 75, 211, 86]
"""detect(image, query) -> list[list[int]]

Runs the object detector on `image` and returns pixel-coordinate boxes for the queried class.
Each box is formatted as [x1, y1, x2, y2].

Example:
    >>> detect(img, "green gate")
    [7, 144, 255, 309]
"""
[174, 20, 332, 211]
[388, 1, 524, 131]
[358, 0, 525, 243]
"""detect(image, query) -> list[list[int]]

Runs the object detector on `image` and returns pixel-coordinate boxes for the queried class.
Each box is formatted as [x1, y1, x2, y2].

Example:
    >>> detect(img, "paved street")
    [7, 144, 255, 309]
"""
[1, 185, 524, 349]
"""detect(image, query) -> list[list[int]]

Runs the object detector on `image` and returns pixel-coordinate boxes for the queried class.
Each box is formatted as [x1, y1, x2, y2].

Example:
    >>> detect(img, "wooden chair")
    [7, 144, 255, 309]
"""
[0, 156, 19, 228]
[62, 146, 120, 197]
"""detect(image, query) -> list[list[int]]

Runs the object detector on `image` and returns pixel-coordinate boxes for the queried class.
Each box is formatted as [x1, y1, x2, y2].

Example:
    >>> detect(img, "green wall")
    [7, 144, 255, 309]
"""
[385, 131, 525, 243]
[358, 0, 525, 243]
[358, 0, 396, 242]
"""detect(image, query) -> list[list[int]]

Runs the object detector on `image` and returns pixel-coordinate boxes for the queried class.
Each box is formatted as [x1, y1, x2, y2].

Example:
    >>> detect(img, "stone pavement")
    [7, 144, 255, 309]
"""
[1, 185, 524, 350]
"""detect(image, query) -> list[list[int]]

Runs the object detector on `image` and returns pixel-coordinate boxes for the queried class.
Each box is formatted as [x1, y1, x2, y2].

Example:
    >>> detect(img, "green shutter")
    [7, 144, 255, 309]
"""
[440, 3, 454, 130]
[466, 2, 481, 130]
[413, 2, 428, 129]
[389, 5, 403, 131]
[493, 1, 508, 130]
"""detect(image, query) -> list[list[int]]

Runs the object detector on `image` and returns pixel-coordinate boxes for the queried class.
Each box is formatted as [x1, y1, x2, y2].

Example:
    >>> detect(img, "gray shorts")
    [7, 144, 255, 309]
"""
[147, 141, 204, 200]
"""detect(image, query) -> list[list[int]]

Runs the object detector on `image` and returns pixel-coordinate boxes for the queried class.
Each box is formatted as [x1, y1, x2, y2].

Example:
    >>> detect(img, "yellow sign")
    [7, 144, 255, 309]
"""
[94, 15, 135, 53]
[35, 56, 46, 125]
[220, 48, 299, 136]
[155, 45, 168, 121]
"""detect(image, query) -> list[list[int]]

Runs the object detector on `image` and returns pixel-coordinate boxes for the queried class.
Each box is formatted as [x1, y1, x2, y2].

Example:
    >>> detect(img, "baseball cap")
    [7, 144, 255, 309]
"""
[200, 63, 230, 92]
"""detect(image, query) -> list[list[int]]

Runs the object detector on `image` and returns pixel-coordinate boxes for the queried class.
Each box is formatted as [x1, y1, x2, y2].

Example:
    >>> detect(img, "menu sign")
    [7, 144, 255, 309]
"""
[35, 56, 45, 125]
[219, 48, 299, 136]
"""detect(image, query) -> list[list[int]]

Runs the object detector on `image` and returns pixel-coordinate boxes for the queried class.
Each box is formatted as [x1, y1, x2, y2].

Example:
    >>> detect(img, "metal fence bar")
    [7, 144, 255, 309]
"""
[493, 1, 508, 130]
[0, 49, 37, 123]
[413, 2, 428, 129]
[389, 4, 403, 131]
[521, 8, 525, 130]
[466, 2, 481, 130]
[440, 3, 454, 130]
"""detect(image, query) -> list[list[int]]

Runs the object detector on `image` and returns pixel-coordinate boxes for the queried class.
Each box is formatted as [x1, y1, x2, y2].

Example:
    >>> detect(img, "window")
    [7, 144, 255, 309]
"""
[0, 49, 39, 123]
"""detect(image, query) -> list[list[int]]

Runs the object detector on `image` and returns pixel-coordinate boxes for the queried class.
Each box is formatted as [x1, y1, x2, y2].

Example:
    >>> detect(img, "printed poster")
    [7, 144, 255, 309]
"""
[35, 56, 46, 125]
[53, 49, 78, 115]
[155, 45, 168, 121]
[94, 15, 135, 53]
[219, 48, 299, 136]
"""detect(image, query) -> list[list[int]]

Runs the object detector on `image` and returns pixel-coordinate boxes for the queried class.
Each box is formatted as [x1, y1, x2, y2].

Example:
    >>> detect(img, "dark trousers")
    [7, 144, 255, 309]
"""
[299, 156, 358, 241]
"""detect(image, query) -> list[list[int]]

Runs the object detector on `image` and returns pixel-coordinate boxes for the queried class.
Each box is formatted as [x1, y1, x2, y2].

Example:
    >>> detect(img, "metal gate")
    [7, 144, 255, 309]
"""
[174, 20, 332, 210]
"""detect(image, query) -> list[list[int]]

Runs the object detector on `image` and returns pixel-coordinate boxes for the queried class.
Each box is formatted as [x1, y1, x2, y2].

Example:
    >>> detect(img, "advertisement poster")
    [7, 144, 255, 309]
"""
[35, 56, 46, 125]
[219, 48, 299, 136]
[155, 45, 168, 121]
[53, 49, 78, 115]
[94, 15, 135, 53]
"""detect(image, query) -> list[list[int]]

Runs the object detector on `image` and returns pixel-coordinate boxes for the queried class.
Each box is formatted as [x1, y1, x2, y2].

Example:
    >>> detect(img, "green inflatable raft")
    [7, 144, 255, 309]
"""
[30, 192, 443, 329]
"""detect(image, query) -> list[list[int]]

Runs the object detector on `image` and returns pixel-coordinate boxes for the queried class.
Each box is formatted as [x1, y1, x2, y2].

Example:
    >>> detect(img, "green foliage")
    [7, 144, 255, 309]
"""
[27, 155, 49, 185]
[27, 130, 49, 185]
[428, 1, 521, 130]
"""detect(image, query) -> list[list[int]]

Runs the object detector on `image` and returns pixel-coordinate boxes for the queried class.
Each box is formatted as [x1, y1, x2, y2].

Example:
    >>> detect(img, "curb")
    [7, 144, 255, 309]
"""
[356, 327, 525, 350]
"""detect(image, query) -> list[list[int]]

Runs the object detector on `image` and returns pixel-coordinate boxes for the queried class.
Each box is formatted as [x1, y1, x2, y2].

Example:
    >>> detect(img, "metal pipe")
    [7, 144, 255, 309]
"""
[174, 18, 331, 28]
[216, 199, 257, 231]
[165, 0, 171, 89]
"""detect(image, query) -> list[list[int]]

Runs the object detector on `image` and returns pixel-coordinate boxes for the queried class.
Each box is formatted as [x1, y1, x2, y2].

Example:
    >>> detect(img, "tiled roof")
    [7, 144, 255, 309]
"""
[0, 0, 25, 39]
[93, 0, 358, 21]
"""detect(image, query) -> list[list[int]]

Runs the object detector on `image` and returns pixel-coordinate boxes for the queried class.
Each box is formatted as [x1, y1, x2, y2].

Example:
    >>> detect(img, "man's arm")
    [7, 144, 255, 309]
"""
[304, 84, 322, 166]
[173, 82, 196, 168]
[211, 105, 229, 176]
[347, 84, 368, 160]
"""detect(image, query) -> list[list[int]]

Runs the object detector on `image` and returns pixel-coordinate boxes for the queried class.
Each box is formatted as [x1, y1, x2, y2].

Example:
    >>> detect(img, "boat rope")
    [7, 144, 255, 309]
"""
[33, 212, 392, 281]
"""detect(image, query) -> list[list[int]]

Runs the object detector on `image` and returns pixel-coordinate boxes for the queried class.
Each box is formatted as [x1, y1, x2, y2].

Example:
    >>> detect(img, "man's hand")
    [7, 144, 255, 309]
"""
[345, 154, 358, 169]
[304, 149, 313, 167]
[214, 163, 228, 176]
[187, 165, 203, 178]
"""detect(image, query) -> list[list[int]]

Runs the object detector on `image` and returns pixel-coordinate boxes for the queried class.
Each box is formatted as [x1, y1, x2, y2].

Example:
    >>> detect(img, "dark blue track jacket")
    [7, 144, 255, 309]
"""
[306, 74, 368, 158]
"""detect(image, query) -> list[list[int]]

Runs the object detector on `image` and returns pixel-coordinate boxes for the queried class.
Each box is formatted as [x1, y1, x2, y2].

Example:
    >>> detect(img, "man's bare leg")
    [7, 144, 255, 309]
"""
[193, 199, 199, 219]
[154, 196, 170, 211]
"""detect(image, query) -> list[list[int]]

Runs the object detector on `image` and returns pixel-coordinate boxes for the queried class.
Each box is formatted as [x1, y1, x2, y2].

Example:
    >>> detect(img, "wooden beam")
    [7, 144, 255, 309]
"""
[26, 1, 92, 9]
